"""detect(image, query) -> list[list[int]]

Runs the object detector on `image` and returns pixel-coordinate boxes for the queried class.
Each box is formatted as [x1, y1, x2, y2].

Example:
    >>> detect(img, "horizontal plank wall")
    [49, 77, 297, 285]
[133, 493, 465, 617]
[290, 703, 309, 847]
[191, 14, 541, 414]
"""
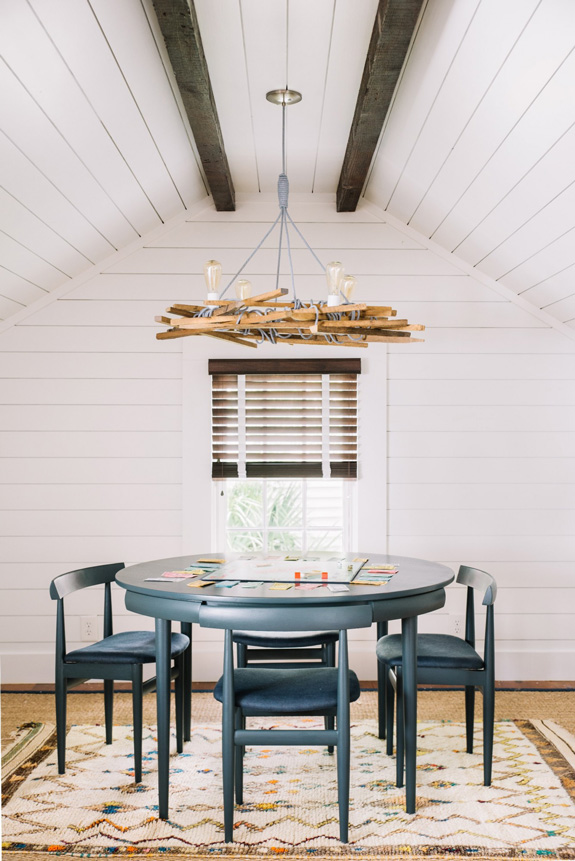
[0, 194, 573, 682]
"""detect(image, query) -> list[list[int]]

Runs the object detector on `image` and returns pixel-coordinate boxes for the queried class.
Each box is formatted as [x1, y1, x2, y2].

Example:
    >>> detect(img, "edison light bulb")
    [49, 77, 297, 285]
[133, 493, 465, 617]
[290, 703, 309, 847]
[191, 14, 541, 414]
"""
[204, 259, 222, 301]
[326, 261, 344, 306]
[235, 279, 251, 300]
[341, 275, 356, 301]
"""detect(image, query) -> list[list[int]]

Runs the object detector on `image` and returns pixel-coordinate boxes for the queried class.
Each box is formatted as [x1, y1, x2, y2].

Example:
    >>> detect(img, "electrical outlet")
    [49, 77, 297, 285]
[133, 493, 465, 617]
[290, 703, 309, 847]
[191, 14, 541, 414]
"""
[81, 615, 98, 641]
[451, 615, 465, 637]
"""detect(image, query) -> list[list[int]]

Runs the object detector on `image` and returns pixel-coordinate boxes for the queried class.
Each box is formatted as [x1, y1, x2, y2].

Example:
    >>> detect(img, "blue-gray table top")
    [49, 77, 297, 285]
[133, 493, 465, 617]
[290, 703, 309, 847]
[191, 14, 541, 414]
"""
[116, 553, 454, 608]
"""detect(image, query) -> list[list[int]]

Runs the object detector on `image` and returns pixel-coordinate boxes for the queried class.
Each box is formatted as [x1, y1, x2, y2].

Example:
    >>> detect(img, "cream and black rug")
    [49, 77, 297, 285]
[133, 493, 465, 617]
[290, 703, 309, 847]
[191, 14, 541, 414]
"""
[3, 718, 575, 858]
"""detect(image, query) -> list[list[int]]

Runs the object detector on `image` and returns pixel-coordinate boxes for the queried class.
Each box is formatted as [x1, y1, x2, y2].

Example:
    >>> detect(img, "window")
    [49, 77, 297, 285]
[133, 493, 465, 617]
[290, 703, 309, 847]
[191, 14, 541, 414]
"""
[215, 477, 354, 553]
[210, 359, 360, 553]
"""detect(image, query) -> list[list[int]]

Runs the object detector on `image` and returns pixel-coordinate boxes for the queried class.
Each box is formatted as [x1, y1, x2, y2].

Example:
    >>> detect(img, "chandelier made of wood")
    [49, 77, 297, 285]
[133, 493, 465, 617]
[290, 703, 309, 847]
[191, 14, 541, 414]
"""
[155, 90, 424, 349]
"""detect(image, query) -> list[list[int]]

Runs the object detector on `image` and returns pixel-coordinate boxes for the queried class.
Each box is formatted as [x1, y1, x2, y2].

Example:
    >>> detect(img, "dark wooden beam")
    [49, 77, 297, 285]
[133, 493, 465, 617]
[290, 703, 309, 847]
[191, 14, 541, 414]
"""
[336, 0, 424, 212]
[152, 0, 235, 211]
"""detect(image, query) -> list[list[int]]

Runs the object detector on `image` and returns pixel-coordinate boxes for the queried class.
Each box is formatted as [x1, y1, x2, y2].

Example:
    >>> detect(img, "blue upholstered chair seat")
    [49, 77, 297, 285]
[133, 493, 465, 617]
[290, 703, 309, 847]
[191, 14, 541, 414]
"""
[232, 630, 339, 649]
[66, 631, 189, 665]
[214, 667, 360, 716]
[376, 633, 484, 670]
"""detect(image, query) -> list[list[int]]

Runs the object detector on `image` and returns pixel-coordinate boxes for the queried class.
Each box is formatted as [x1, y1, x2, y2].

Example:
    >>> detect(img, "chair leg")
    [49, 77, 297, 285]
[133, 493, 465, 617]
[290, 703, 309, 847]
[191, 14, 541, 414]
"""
[385, 667, 395, 756]
[131, 665, 143, 784]
[104, 679, 114, 745]
[395, 671, 404, 789]
[234, 711, 244, 805]
[175, 653, 184, 754]
[181, 622, 192, 743]
[483, 683, 495, 786]
[465, 685, 475, 753]
[236, 643, 247, 668]
[325, 641, 336, 753]
[325, 715, 335, 754]
[55, 671, 67, 774]
[376, 621, 388, 739]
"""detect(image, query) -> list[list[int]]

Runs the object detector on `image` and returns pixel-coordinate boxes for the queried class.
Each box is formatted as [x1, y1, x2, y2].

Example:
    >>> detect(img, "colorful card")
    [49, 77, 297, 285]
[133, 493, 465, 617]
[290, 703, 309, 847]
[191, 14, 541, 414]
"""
[240, 581, 264, 588]
[145, 577, 176, 582]
[353, 579, 388, 586]
[187, 580, 214, 588]
[368, 564, 398, 571]
[269, 582, 293, 590]
[214, 580, 239, 588]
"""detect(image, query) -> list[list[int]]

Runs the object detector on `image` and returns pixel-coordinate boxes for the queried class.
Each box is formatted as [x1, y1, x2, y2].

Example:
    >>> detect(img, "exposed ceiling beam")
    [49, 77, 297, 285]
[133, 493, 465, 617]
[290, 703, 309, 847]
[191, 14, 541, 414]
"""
[336, 0, 425, 212]
[152, 0, 235, 211]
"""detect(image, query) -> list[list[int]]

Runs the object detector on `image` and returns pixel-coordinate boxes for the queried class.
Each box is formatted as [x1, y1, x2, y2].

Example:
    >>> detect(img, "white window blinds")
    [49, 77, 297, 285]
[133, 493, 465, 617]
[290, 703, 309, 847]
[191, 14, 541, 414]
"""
[210, 359, 360, 479]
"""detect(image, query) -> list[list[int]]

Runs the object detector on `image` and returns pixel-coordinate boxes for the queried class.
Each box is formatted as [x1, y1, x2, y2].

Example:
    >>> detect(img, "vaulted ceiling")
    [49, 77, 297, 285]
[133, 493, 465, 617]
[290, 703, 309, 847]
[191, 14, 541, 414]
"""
[1, 0, 574, 332]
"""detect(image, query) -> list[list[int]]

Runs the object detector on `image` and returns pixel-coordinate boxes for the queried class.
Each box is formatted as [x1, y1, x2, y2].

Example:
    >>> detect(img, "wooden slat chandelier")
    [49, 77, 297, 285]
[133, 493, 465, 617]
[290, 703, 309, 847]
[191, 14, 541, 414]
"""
[156, 90, 424, 349]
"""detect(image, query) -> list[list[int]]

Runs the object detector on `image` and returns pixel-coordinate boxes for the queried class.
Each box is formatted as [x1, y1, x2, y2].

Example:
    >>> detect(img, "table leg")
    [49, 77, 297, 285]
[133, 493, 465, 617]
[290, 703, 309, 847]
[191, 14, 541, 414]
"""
[402, 614, 417, 814]
[156, 617, 171, 820]
[181, 622, 192, 742]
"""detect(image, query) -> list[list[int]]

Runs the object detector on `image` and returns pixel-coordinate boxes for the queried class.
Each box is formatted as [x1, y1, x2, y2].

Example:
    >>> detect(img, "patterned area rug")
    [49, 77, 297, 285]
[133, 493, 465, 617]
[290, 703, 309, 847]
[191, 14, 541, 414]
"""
[3, 718, 575, 858]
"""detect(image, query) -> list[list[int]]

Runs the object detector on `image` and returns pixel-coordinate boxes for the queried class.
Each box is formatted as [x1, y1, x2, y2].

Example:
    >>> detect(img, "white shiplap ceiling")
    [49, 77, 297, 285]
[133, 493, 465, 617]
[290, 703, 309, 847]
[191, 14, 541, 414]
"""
[367, 0, 575, 329]
[0, 0, 574, 331]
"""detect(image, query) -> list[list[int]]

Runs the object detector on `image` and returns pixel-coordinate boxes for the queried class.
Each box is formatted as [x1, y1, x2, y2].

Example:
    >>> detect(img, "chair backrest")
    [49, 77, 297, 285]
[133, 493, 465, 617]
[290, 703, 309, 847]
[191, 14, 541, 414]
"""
[457, 565, 496, 674]
[49, 562, 125, 600]
[199, 601, 373, 633]
[457, 565, 497, 606]
[50, 563, 125, 659]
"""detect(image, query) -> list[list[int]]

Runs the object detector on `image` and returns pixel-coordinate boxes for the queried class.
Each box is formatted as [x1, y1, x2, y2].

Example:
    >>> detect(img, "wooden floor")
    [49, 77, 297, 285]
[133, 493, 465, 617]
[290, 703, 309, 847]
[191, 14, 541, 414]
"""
[3, 688, 575, 750]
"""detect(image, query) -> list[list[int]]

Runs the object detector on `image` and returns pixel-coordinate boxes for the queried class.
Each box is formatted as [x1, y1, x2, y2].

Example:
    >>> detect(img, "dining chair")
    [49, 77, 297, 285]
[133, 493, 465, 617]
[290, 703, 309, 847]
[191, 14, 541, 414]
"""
[201, 601, 373, 843]
[376, 565, 496, 787]
[50, 562, 190, 783]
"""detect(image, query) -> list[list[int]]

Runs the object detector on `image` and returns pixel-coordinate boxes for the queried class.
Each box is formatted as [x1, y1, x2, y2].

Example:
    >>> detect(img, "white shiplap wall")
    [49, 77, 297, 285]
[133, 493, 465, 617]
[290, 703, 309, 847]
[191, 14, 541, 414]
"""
[1, 195, 573, 683]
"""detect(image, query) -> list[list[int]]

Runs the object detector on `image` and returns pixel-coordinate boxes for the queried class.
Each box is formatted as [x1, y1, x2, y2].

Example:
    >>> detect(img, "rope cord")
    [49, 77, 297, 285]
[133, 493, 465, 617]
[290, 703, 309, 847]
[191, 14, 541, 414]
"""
[286, 211, 326, 271]
[276, 207, 285, 292]
[218, 211, 282, 299]
[284, 209, 297, 303]
[282, 102, 286, 175]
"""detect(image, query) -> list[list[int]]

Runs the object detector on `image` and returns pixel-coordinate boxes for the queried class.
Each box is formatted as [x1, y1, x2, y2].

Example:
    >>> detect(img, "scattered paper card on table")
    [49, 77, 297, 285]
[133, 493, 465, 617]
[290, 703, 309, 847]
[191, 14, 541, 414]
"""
[240, 581, 264, 588]
[353, 579, 388, 586]
[269, 582, 293, 590]
[368, 564, 398, 571]
[295, 582, 323, 590]
[214, 580, 239, 588]
[162, 571, 194, 578]
[145, 577, 175, 582]
[195, 558, 225, 564]
[328, 583, 350, 592]
[187, 580, 214, 588]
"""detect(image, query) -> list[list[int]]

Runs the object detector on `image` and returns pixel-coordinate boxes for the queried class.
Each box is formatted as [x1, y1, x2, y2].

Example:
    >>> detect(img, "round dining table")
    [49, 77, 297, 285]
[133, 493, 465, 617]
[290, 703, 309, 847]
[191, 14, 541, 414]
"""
[117, 552, 454, 818]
